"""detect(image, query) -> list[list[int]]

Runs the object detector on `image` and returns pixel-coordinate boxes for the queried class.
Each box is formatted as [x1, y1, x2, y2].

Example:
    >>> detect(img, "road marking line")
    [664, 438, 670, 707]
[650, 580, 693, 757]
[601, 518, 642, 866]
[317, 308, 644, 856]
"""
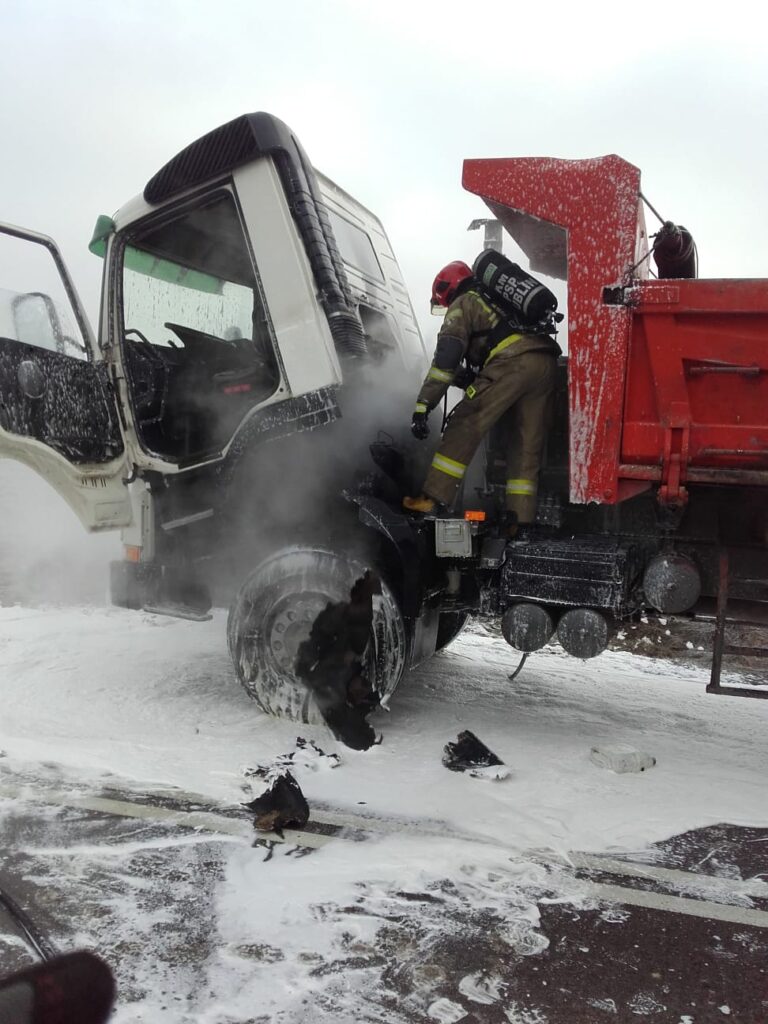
[570, 853, 768, 901]
[0, 783, 332, 849]
[312, 807, 454, 839]
[586, 881, 768, 929]
[3, 782, 767, 924]
[315, 813, 768, 905]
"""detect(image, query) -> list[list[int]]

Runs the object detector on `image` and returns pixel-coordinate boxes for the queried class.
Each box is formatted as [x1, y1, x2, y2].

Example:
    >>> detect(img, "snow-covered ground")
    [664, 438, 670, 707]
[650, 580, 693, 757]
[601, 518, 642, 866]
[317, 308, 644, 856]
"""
[2, 463, 768, 1020]
[2, 603, 767, 855]
[1, 598, 768, 1021]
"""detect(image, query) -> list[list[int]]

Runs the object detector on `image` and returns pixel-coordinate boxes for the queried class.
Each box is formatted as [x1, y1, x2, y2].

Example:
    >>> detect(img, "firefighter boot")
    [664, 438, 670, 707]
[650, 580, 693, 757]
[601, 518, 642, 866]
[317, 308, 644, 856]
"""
[501, 511, 537, 541]
[500, 510, 520, 539]
[403, 495, 448, 515]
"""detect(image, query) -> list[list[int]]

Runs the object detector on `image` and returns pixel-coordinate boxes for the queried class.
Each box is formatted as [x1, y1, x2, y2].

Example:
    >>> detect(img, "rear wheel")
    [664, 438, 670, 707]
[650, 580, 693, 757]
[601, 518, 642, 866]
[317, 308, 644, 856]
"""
[227, 547, 408, 722]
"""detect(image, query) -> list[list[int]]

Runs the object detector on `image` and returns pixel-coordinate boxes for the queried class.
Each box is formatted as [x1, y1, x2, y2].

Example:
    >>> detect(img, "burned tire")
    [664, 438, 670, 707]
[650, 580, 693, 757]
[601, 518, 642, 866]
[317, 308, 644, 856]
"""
[436, 611, 469, 652]
[227, 547, 408, 722]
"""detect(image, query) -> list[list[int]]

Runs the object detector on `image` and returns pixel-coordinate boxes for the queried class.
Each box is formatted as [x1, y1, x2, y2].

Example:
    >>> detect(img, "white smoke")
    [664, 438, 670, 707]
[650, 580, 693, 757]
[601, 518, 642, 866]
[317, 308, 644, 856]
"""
[0, 460, 119, 607]
[0, 344, 433, 611]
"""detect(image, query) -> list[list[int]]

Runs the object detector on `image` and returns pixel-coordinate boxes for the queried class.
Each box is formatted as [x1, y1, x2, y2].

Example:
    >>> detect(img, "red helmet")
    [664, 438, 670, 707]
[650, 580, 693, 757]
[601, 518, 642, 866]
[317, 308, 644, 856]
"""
[431, 261, 472, 309]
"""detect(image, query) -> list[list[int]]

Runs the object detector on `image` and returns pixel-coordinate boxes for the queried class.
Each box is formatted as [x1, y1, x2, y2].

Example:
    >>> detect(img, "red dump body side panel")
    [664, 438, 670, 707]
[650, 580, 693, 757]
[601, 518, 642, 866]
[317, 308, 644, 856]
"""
[622, 280, 768, 497]
[462, 155, 768, 504]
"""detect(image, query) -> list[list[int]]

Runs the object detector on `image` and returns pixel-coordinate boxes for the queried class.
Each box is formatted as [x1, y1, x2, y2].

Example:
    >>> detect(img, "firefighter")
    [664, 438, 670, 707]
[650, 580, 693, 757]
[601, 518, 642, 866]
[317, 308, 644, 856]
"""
[403, 260, 560, 529]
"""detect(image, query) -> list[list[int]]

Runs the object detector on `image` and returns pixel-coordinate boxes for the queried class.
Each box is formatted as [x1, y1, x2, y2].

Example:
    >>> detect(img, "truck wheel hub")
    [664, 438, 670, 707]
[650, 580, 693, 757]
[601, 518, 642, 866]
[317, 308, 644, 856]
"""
[266, 593, 327, 674]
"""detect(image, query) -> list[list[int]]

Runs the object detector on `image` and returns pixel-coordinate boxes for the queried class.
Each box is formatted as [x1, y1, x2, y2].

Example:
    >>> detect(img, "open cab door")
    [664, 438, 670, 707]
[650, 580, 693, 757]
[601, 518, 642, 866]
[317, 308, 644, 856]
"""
[0, 223, 131, 531]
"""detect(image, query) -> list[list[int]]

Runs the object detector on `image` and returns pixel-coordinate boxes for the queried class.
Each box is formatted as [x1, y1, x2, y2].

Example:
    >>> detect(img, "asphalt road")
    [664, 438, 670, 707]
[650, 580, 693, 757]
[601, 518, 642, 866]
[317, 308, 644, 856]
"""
[1, 765, 766, 1023]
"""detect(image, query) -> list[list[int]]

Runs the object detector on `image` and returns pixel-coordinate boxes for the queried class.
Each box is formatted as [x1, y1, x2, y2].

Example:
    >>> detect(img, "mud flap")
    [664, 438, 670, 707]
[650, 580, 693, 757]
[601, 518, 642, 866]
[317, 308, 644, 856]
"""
[408, 607, 440, 669]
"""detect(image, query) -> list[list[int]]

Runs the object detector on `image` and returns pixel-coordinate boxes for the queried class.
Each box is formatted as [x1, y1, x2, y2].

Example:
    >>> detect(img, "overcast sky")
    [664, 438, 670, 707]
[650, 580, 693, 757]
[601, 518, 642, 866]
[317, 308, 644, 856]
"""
[2, 0, 767, 347]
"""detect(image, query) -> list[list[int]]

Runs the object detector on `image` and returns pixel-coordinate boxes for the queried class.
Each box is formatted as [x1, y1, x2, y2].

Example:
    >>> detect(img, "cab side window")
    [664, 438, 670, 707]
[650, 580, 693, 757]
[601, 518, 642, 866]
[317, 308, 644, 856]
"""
[327, 211, 384, 284]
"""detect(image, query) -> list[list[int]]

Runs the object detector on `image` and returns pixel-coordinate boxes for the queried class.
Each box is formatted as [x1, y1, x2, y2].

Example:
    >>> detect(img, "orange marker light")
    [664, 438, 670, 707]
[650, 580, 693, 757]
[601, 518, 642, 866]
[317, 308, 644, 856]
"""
[464, 510, 486, 522]
[124, 545, 141, 563]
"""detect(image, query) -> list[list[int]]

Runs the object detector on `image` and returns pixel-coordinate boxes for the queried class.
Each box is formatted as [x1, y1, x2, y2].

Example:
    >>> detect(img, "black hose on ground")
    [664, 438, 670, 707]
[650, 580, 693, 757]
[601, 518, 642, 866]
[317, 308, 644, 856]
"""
[508, 652, 529, 682]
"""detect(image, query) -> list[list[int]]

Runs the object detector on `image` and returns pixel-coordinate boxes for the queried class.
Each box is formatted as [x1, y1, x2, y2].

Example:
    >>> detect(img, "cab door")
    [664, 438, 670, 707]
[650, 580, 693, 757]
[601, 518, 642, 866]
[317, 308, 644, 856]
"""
[0, 223, 131, 530]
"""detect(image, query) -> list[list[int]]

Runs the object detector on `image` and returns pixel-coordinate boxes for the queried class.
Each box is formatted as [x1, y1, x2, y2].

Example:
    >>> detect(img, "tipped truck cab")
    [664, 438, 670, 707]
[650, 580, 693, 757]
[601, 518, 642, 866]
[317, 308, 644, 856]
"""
[0, 112, 430, 718]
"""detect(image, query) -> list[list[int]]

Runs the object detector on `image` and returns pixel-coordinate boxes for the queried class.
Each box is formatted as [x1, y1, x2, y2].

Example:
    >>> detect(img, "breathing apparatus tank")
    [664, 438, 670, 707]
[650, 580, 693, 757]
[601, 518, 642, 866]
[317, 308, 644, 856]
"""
[473, 249, 559, 330]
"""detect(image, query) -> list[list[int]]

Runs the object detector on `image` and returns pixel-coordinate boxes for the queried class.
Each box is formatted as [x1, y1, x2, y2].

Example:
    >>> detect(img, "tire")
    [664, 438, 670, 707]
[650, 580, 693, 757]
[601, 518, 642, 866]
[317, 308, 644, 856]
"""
[436, 611, 469, 652]
[227, 547, 408, 722]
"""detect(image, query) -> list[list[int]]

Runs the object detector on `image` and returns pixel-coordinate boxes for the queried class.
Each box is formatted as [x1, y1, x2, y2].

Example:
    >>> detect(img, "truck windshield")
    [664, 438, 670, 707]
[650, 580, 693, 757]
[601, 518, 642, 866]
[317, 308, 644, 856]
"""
[121, 191, 278, 463]
[122, 192, 261, 347]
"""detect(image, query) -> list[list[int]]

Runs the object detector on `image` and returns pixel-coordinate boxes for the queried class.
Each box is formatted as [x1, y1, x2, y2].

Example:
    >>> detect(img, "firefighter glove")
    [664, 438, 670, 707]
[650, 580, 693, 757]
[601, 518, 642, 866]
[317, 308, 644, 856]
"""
[452, 365, 476, 390]
[411, 408, 430, 440]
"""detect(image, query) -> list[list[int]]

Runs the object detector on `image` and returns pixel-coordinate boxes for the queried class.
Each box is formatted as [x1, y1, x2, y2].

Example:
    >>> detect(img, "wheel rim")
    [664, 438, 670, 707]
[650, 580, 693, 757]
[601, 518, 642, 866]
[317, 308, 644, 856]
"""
[262, 590, 332, 678]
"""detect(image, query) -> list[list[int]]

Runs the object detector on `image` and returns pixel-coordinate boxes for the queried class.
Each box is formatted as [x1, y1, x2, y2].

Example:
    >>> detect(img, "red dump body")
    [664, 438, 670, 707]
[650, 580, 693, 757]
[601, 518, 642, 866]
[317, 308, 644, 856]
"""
[462, 155, 768, 506]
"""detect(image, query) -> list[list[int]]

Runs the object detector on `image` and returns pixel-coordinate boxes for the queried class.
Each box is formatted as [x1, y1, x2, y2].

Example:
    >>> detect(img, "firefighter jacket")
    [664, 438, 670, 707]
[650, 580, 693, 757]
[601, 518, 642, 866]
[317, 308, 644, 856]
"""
[415, 288, 561, 414]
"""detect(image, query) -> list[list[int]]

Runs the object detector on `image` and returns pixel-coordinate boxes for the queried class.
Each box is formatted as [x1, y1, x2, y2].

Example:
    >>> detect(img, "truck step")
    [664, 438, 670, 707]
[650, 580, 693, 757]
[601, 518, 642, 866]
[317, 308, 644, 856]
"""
[142, 603, 213, 622]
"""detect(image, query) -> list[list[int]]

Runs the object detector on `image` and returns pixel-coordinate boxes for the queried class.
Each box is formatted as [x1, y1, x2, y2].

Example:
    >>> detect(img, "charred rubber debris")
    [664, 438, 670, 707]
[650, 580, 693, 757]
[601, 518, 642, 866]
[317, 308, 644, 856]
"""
[443, 730, 510, 780]
[244, 768, 310, 834]
[294, 570, 384, 751]
[244, 728, 513, 838]
[244, 737, 339, 834]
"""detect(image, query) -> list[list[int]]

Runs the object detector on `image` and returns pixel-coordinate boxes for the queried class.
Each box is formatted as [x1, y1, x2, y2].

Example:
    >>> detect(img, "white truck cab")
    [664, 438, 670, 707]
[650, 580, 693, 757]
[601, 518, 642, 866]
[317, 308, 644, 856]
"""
[0, 113, 432, 720]
[1, 113, 424, 520]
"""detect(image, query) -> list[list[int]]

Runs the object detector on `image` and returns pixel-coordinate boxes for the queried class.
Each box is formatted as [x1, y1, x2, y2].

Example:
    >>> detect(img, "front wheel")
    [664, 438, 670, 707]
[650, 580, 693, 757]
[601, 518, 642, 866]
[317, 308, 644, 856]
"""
[227, 547, 408, 722]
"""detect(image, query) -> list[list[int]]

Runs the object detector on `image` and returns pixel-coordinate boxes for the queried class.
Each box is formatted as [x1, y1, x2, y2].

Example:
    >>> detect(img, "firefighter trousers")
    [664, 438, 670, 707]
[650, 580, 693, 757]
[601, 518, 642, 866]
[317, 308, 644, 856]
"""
[423, 348, 557, 522]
